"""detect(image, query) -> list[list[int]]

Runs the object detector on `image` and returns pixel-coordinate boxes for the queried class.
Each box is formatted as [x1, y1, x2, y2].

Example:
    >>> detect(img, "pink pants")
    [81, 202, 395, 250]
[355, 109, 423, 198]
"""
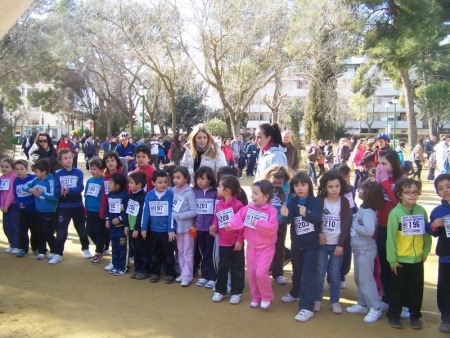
[246, 245, 275, 303]
[177, 233, 194, 282]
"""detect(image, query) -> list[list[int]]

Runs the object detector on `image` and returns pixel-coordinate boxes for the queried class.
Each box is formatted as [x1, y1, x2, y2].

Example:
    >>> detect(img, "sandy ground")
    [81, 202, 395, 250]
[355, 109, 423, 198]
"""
[0, 152, 446, 337]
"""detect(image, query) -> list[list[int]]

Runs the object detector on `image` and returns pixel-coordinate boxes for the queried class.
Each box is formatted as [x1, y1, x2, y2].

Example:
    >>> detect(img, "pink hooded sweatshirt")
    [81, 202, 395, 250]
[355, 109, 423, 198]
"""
[0, 171, 17, 210]
[212, 196, 244, 247]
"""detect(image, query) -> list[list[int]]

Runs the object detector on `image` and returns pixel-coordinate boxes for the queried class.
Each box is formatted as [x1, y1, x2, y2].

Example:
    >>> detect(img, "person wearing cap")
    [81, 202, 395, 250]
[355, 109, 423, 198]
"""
[114, 132, 136, 172]
[358, 133, 390, 170]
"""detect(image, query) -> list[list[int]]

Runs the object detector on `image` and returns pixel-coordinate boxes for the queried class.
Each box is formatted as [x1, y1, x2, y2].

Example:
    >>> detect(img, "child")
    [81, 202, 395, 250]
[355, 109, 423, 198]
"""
[84, 157, 105, 263]
[226, 180, 278, 309]
[428, 174, 450, 333]
[132, 145, 155, 192]
[209, 175, 245, 304]
[101, 152, 125, 270]
[13, 160, 38, 257]
[314, 171, 351, 314]
[263, 165, 291, 285]
[105, 173, 129, 276]
[194, 166, 218, 288]
[127, 171, 151, 280]
[1, 158, 19, 253]
[346, 180, 384, 323]
[386, 178, 432, 330]
[54, 149, 91, 263]
[172, 166, 197, 286]
[141, 170, 177, 284]
[22, 159, 57, 261]
[280, 172, 322, 322]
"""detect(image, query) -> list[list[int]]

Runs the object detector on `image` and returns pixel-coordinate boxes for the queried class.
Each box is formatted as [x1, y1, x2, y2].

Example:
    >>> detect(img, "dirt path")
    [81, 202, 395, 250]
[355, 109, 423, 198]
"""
[0, 156, 445, 337]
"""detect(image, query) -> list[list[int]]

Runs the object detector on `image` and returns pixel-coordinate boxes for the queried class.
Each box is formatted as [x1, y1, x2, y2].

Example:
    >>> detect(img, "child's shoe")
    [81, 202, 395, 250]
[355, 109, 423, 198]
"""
[331, 302, 342, 314]
[82, 249, 92, 259]
[260, 301, 271, 309]
[104, 261, 114, 271]
[91, 253, 103, 264]
[295, 309, 314, 322]
[180, 280, 191, 287]
[196, 278, 207, 287]
[313, 301, 321, 312]
[410, 318, 423, 330]
[363, 308, 382, 323]
[36, 253, 45, 260]
[205, 280, 216, 289]
[4, 247, 13, 253]
[212, 293, 224, 302]
[340, 281, 347, 289]
[229, 294, 241, 305]
[135, 272, 150, 280]
[11, 248, 20, 255]
[114, 270, 125, 276]
[175, 276, 182, 282]
[150, 274, 160, 283]
[16, 249, 28, 257]
[250, 302, 260, 308]
[388, 318, 403, 329]
[109, 268, 118, 274]
[346, 304, 369, 314]
[48, 254, 62, 264]
[439, 321, 450, 333]
[281, 293, 299, 303]
[46, 253, 55, 260]
[130, 272, 137, 279]
[165, 276, 175, 284]
[275, 276, 287, 285]
[103, 249, 111, 255]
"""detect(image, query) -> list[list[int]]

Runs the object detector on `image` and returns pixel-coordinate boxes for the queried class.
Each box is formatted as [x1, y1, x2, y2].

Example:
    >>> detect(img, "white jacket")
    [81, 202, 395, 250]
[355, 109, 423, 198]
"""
[181, 143, 227, 183]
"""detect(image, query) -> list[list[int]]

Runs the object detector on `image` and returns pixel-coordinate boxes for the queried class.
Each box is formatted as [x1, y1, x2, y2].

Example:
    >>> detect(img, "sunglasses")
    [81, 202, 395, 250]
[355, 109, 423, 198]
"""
[38, 139, 48, 143]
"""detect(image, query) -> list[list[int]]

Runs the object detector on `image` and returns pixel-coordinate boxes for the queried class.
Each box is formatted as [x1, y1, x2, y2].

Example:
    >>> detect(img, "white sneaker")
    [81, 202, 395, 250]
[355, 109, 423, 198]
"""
[314, 301, 322, 312]
[281, 293, 299, 303]
[250, 302, 260, 308]
[400, 307, 410, 319]
[48, 254, 63, 264]
[212, 292, 224, 302]
[36, 253, 45, 260]
[346, 304, 369, 314]
[295, 309, 314, 322]
[205, 280, 216, 289]
[331, 302, 343, 314]
[180, 280, 190, 287]
[103, 249, 111, 255]
[261, 300, 271, 309]
[82, 249, 92, 259]
[364, 308, 382, 323]
[47, 253, 55, 260]
[340, 281, 347, 289]
[4, 247, 13, 253]
[196, 278, 207, 287]
[275, 276, 287, 285]
[176, 276, 182, 282]
[104, 261, 114, 271]
[229, 294, 241, 304]
[11, 248, 20, 255]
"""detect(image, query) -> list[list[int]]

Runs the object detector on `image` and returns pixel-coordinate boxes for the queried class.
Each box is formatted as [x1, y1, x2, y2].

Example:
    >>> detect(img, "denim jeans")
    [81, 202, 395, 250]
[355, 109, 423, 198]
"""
[315, 244, 344, 304]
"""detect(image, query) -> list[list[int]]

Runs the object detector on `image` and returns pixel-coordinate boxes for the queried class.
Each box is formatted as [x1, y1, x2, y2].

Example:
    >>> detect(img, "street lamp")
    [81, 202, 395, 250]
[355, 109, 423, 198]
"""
[385, 102, 390, 135]
[139, 85, 148, 137]
[391, 96, 398, 148]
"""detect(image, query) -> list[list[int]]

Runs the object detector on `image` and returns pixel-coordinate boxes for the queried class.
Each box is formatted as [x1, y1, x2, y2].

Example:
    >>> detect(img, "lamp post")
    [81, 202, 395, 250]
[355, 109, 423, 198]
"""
[139, 85, 148, 137]
[385, 103, 390, 135]
[392, 96, 398, 149]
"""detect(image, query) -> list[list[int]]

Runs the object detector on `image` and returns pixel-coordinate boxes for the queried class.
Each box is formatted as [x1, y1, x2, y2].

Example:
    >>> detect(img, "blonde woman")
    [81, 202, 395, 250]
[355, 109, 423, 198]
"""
[181, 124, 227, 183]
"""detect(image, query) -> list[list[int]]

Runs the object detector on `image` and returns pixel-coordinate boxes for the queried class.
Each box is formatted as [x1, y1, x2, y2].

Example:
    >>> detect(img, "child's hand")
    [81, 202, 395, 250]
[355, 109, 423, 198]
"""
[61, 187, 69, 196]
[209, 226, 216, 236]
[319, 233, 326, 245]
[422, 257, 427, 263]
[281, 206, 289, 217]
[298, 205, 306, 217]
[112, 218, 120, 226]
[105, 221, 110, 229]
[357, 218, 363, 225]
[141, 230, 147, 239]
[234, 242, 243, 251]
[224, 224, 231, 232]
[432, 218, 445, 229]
[132, 230, 139, 239]
[376, 165, 389, 183]
[29, 188, 40, 197]
[124, 227, 129, 236]
[334, 246, 343, 256]
[168, 232, 176, 242]
[19, 203, 25, 209]
[391, 264, 403, 275]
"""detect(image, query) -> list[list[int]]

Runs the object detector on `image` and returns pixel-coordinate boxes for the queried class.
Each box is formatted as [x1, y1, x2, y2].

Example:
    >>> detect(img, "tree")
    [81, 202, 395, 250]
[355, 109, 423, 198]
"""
[416, 81, 450, 135]
[205, 118, 228, 139]
[353, 0, 450, 146]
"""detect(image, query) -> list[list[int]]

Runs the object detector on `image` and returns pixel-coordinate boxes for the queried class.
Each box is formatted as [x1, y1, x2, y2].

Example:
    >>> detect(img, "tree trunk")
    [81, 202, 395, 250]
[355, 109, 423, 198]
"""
[400, 67, 417, 146]
[231, 115, 242, 136]
[428, 117, 435, 136]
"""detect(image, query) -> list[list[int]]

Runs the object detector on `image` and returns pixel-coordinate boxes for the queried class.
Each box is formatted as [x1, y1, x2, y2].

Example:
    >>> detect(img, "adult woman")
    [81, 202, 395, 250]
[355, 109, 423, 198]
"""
[221, 138, 235, 167]
[254, 123, 287, 181]
[412, 137, 425, 182]
[181, 124, 227, 183]
[29, 133, 61, 173]
[351, 138, 367, 188]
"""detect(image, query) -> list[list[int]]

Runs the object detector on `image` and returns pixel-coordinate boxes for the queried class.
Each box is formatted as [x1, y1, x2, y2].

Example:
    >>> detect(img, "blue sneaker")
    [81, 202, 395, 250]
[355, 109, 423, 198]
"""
[16, 249, 28, 257]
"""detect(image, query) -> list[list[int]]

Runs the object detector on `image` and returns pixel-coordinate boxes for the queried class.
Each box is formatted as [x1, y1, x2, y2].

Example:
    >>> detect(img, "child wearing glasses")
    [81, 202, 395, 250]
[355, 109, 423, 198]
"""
[386, 178, 432, 330]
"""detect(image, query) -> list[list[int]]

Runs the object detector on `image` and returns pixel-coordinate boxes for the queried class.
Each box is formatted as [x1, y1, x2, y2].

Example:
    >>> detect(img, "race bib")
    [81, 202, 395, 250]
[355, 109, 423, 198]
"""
[126, 200, 140, 216]
[444, 217, 450, 238]
[322, 214, 341, 234]
[104, 181, 110, 195]
[108, 198, 121, 214]
[344, 192, 355, 209]
[197, 198, 215, 215]
[173, 194, 185, 212]
[60, 175, 77, 188]
[149, 201, 169, 216]
[401, 215, 425, 235]
[0, 179, 10, 191]
[15, 184, 31, 198]
[294, 216, 314, 235]
[217, 208, 234, 228]
[86, 183, 101, 197]
[244, 209, 268, 229]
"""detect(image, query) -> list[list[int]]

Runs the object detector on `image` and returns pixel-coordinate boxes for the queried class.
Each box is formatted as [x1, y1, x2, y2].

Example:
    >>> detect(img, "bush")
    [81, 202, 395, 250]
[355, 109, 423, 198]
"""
[205, 118, 228, 138]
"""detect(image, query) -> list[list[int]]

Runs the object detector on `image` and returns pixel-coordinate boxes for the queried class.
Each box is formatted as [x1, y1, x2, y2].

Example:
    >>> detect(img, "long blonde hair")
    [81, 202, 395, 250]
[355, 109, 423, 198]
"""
[188, 124, 219, 159]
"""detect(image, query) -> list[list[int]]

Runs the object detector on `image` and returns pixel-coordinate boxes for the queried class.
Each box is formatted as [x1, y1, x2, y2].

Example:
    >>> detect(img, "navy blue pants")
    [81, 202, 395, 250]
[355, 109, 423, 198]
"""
[3, 204, 19, 248]
[18, 209, 38, 253]
[110, 226, 127, 271]
[376, 225, 391, 303]
[150, 231, 176, 277]
[271, 222, 287, 278]
[86, 211, 105, 254]
[130, 232, 151, 274]
[55, 207, 89, 256]
[36, 212, 56, 254]
[197, 231, 217, 281]
[438, 262, 450, 323]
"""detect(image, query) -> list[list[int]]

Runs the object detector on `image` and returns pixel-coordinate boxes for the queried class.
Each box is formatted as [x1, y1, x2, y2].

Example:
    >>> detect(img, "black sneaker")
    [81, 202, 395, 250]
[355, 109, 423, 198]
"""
[439, 321, 450, 333]
[135, 272, 150, 280]
[129, 272, 137, 279]
[165, 276, 175, 284]
[150, 274, 160, 283]
[389, 318, 403, 329]
[411, 318, 423, 330]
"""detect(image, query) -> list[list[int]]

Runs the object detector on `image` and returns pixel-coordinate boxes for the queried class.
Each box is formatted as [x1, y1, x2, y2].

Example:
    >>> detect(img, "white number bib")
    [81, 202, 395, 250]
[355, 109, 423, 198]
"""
[60, 175, 77, 188]
[0, 179, 10, 191]
[294, 216, 314, 235]
[444, 217, 450, 238]
[344, 192, 355, 209]
[126, 200, 140, 216]
[217, 208, 234, 228]
[173, 194, 185, 212]
[15, 184, 31, 198]
[244, 209, 268, 229]
[197, 198, 214, 215]
[108, 198, 121, 214]
[401, 215, 425, 235]
[86, 183, 101, 197]
[322, 214, 341, 234]
[104, 181, 110, 195]
[149, 201, 169, 216]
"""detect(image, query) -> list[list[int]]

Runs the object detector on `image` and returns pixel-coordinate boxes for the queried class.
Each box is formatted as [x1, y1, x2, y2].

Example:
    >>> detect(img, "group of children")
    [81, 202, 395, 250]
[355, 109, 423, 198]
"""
[1, 145, 449, 333]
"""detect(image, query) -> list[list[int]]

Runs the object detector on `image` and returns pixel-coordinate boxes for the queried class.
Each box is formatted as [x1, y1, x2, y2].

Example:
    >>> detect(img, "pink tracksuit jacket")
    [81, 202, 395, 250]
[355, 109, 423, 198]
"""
[212, 196, 244, 247]
[229, 202, 278, 303]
